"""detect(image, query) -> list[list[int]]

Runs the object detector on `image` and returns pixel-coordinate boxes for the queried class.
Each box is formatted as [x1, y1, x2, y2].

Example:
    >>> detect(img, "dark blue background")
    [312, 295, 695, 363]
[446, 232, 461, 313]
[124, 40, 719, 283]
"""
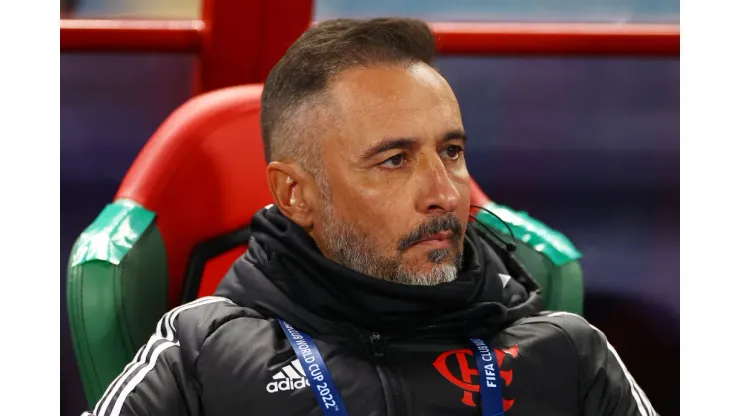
[73, 0, 679, 22]
[61, 53, 678, 415]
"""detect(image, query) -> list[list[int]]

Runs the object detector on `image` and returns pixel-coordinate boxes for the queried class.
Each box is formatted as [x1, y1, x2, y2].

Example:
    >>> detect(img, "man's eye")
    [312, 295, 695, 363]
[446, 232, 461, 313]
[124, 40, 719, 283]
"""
[442, 145, 463, 160]
[380, 154, 406, 168]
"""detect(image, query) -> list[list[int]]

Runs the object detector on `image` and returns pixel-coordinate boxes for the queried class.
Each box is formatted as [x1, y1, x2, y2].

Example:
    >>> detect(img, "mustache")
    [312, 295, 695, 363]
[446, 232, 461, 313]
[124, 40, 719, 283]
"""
[397, 214, 464, 251]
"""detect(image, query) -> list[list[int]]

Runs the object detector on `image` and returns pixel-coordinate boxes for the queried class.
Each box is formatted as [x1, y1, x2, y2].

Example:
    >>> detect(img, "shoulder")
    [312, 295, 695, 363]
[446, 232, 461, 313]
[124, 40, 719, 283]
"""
[500, 312, 608, 391]
[511, 311, 611, 372]
[512, 311, 604, 353]
[524, 310, 591, 330]
[169, 296, 267, 359]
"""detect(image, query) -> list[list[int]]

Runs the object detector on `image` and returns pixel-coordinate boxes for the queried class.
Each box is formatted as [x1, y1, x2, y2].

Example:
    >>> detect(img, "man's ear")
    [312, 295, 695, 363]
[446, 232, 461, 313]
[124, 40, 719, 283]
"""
[266, 161, 319, 228]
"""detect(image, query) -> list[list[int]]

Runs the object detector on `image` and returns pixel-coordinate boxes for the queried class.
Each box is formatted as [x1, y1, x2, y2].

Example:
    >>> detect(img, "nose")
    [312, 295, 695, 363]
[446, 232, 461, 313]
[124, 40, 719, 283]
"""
[416, 156, 461, 214]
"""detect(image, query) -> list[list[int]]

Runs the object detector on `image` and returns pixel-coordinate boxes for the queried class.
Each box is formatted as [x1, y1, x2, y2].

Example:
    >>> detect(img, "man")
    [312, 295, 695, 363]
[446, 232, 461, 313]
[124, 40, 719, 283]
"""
[85, 18, 657, 416]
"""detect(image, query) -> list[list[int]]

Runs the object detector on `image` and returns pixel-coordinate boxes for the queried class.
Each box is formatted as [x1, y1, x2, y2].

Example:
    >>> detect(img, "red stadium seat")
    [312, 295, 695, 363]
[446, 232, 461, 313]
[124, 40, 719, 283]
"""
[66, 84, 583, 407]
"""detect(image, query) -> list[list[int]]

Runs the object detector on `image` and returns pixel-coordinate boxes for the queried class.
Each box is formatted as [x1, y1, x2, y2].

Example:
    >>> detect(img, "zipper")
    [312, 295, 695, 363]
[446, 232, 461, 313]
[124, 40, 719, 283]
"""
[370, 332, 386, 357]
[366, 332, 407, 416]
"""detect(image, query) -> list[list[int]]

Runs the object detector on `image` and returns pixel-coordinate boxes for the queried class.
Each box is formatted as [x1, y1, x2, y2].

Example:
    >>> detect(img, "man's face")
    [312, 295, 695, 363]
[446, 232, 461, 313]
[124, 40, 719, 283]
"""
[311, 63, 470, 286]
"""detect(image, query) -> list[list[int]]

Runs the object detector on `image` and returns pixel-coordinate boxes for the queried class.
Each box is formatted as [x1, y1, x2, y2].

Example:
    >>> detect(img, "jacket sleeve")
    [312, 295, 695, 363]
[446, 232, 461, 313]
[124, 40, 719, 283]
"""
[81, 296, 238, 416]
[83, 337, 200, 416]
[549, 312, 659, 416]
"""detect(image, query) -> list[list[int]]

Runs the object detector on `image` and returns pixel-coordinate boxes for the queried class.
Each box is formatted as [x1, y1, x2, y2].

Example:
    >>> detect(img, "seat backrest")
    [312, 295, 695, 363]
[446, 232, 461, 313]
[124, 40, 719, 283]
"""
[115, 84, 273, 307]
[67, 85, 272, 406]
[67, 84, 583, 407]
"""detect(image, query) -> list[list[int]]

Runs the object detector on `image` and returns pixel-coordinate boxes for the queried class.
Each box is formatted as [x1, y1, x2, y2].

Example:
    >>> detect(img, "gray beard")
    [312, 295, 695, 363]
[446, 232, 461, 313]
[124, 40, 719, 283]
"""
[317, 203, 461, 286]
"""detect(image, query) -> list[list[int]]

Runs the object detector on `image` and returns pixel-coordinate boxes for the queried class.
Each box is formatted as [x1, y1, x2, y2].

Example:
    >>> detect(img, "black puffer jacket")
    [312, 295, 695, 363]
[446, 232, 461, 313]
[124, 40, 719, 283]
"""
[85, 206, 657, 416]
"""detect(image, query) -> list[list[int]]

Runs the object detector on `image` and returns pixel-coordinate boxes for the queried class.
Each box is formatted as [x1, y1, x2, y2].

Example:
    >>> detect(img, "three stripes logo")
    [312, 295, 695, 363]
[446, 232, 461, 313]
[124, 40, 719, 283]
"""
[266, 359, 310, 393]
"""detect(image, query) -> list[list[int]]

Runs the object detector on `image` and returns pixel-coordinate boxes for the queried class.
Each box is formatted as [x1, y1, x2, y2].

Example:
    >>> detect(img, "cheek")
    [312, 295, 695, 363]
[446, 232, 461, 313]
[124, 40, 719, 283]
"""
[333, 188, 408, 245]
[453, 164, 471, 195]
[454, 172, 471, 229]
[332, 172, 406, 214]
[357, 192, 405, 229]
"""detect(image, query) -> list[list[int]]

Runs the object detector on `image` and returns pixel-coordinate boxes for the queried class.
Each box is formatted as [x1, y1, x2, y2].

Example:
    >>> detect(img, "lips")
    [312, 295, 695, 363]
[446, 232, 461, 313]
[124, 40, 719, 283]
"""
[417, 230, 454, 244]
[413, 230, 455, 249]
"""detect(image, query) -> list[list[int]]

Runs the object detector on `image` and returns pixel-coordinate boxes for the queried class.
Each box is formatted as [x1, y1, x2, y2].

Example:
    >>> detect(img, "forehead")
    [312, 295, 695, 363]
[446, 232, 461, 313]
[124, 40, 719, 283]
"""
[325, 64, 462, 145]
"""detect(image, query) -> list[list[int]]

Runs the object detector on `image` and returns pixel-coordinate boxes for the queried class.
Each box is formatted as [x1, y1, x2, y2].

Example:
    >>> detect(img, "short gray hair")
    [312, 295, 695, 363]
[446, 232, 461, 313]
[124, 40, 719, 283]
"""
[260, 18, 437, 176]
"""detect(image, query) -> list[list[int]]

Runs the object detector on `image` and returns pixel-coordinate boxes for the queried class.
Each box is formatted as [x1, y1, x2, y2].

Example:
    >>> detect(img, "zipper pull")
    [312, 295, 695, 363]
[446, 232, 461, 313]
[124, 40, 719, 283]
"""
[370, 332, 386, 357]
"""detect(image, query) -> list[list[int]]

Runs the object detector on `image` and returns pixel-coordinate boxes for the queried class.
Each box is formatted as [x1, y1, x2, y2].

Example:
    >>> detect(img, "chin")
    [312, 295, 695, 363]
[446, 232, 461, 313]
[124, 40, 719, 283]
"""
[402, 262, 458, 286]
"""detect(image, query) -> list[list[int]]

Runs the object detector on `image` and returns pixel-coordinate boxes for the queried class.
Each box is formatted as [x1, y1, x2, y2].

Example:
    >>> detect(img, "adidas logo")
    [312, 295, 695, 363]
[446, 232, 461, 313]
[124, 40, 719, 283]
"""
[266, 359, 310, 393]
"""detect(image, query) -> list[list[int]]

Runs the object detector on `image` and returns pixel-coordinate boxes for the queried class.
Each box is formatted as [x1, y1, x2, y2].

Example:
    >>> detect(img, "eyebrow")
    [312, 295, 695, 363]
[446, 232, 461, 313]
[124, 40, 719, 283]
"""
[359, 138, 417, 160]
[359, 129, 467, 161]
[443, 129, 467, 143]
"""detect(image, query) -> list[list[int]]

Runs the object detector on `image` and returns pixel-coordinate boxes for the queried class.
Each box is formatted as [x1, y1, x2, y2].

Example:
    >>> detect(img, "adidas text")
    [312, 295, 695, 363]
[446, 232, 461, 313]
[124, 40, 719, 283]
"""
[266, 377, 309, 393]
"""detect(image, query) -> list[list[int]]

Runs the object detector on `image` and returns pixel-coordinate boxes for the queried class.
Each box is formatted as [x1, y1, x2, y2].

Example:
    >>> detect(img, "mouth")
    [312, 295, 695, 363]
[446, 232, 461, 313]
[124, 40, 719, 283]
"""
[413, 230, 454, 249]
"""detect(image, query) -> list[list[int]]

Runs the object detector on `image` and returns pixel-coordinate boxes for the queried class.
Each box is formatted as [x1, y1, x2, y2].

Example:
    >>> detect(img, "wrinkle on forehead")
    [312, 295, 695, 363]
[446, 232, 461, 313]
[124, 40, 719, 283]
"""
[330, 64, 455, 116]
[327, 64, 460, 138]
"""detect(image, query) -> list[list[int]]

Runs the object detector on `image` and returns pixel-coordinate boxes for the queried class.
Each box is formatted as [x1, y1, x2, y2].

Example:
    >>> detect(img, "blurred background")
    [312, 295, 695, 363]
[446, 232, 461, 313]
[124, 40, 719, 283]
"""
[61, 1, 679, 415]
